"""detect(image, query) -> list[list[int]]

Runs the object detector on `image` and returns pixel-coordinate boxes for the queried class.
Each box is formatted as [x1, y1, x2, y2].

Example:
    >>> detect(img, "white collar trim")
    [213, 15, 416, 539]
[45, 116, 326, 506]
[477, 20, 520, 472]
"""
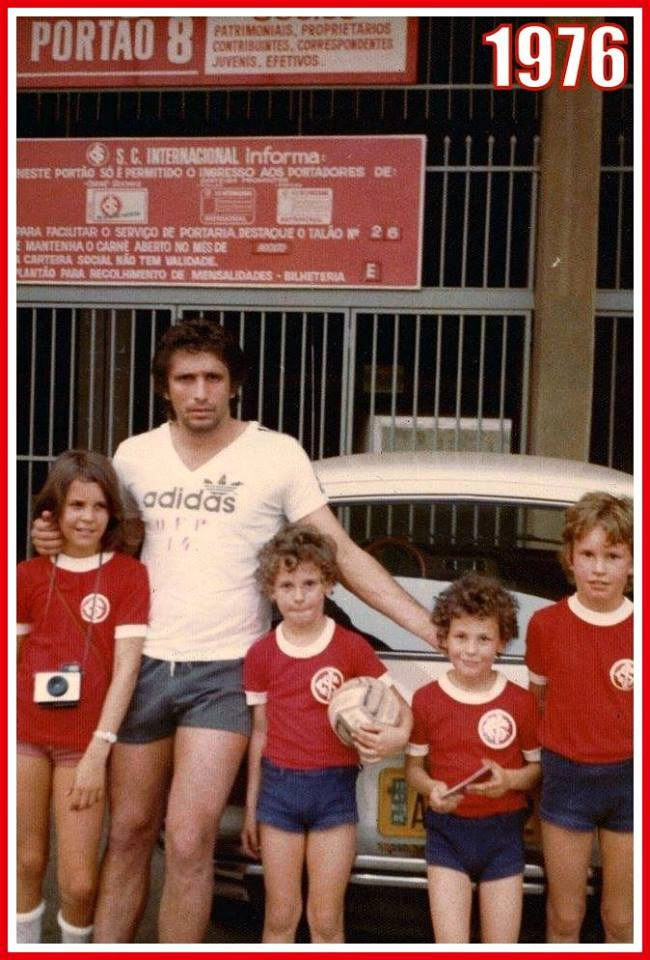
[568, 593, 633, 626]
[438, 669, 507, 705]
[53, 552, 113, 572]
[275, 617, 335, 658]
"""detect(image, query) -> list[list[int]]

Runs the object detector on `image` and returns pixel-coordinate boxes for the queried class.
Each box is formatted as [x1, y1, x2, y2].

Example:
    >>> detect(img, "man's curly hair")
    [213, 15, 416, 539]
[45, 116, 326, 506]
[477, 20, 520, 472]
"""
[432, 572, 519, 649]
[256, 523, 339, 597]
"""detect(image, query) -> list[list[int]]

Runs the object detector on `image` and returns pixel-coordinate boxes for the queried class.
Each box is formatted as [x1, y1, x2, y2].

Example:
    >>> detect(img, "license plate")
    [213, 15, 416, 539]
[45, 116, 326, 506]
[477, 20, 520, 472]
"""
[378, 766, 426, 838]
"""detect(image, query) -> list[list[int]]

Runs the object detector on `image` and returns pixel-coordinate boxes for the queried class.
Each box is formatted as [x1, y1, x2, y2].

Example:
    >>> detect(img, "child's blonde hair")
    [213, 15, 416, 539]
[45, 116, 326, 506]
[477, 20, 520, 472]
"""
[560, 491, 633, 587]
[431, 572, 519, 649]
[256, 523, 339, 597]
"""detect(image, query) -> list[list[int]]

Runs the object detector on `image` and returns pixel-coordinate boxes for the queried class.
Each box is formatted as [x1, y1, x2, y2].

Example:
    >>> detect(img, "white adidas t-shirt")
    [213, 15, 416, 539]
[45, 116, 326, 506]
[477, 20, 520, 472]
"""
[113, 421, 327, 661]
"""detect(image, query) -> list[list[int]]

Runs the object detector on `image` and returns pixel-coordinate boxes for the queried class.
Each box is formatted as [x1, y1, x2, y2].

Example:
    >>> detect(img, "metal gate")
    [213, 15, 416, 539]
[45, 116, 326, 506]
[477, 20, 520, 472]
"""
[15, 15, 634, 559]
[16, 304, 532, 559]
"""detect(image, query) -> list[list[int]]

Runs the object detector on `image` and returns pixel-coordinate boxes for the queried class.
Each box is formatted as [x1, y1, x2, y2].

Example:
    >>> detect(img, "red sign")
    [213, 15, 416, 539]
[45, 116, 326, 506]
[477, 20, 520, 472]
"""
[17, 136, 426, 289]
[17, 16, 418, 88]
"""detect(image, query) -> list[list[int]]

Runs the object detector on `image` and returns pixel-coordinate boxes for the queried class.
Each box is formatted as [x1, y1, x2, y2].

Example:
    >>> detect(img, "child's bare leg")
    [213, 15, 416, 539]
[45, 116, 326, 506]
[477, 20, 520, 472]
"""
[305, 824, 356, 942]
[599, 828, 633, 943]
[541, 820, 593, 942]
[52, 765, 105, 928]
[426, 865, 473, 942]
[17, 754, 51, 912]
[260, 824, 305, 943]
[478, 873, 523, 942]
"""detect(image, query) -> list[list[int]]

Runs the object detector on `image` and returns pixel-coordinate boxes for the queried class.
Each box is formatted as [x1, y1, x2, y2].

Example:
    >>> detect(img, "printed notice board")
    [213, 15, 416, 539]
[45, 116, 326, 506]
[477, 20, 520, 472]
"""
[17, 16, 418, 88]
[17, 136, 426, 289]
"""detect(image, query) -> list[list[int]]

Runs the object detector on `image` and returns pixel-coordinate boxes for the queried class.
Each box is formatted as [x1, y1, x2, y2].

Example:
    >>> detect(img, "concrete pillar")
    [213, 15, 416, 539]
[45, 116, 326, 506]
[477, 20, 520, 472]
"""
[528, 19, 603, 461]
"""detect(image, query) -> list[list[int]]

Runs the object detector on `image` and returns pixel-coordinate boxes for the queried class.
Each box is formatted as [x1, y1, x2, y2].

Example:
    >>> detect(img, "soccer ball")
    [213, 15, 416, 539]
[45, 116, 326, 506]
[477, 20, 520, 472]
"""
[328, 676, 402, 748]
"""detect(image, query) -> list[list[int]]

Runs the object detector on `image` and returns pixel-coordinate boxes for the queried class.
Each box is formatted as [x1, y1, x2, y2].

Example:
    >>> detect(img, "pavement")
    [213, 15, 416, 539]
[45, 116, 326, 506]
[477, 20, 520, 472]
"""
[41, 838, 163, 945]
[40, 837, 260, 945]
[33, 824, 605, 946]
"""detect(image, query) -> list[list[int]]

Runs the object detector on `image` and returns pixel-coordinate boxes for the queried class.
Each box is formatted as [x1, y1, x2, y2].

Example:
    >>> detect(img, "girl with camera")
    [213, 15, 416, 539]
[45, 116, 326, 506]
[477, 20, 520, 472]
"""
[16, 450, 149, 944]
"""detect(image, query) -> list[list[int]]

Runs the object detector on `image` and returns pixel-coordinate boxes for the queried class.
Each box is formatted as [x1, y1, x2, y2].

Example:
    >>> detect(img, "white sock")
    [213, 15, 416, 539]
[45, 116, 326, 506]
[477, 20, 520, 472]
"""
[16, 900, 46, 943]
[57, 909, 94, 944]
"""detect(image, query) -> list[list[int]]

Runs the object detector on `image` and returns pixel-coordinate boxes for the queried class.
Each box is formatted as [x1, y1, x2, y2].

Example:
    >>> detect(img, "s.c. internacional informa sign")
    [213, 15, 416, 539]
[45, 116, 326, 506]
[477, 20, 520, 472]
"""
[17, 135, 426, 290]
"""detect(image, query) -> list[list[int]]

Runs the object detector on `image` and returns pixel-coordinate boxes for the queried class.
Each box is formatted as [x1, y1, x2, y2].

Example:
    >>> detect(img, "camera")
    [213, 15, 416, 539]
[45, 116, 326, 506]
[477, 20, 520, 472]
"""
[33, 663, 81, 706]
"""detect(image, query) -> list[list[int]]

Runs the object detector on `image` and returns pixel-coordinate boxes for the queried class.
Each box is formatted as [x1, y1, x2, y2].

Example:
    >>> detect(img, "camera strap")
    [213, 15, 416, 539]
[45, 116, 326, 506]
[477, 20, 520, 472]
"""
[48, 553, 104, 669]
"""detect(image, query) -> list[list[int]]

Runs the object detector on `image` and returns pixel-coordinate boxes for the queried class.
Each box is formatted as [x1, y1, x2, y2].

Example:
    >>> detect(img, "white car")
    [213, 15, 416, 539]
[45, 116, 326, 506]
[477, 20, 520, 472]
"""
[214, 451, 633, 906]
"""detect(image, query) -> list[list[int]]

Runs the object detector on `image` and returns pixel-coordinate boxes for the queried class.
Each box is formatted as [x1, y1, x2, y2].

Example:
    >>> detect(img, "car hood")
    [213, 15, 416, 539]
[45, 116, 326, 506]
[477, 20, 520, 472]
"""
[313, 451, 633, 504]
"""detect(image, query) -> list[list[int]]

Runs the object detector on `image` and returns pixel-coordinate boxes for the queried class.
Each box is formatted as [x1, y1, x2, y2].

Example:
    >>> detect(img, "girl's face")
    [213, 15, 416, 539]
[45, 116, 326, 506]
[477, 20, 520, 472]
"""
[59, 479, 110, 557]
[444, 614, 505, 690]
[570, 524, 633, 612]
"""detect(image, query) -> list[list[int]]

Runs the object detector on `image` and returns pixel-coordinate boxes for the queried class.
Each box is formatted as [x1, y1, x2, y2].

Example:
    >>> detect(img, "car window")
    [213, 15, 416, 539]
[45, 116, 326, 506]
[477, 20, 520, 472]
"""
[330, 499, 569, 656]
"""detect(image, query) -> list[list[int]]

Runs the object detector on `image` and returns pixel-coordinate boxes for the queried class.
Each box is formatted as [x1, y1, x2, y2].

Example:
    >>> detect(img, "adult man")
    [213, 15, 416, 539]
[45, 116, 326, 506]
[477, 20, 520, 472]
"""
[33, 318, 438, 943]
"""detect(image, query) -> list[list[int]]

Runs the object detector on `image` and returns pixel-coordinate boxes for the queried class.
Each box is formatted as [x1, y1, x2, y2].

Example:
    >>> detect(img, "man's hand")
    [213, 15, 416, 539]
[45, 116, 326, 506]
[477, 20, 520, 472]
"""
[31, 510, 63, 556]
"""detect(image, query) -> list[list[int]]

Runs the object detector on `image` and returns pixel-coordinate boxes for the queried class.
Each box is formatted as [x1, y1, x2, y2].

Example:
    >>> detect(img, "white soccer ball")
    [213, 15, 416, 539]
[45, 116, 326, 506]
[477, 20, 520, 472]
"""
[328, 676, 402, 748]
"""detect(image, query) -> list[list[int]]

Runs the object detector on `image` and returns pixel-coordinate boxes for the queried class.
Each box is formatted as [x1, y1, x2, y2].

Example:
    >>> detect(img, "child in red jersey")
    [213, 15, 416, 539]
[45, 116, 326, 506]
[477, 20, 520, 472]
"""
[241, 523, 411, 943]
[406, 573, 540, 943]
[526, 492, 633, 943]
[16, 451, 149, 944]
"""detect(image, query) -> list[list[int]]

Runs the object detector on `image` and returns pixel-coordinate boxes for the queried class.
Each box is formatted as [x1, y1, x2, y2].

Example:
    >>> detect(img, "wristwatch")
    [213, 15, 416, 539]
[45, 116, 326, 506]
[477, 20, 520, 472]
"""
[93, 729, 118, 744]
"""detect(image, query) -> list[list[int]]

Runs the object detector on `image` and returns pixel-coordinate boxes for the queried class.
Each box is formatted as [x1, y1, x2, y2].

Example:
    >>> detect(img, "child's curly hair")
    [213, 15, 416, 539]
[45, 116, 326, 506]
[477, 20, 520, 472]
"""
[560, 491, 633, 588]
[256, 523, 339, 597]
[432, 572, 519, 649]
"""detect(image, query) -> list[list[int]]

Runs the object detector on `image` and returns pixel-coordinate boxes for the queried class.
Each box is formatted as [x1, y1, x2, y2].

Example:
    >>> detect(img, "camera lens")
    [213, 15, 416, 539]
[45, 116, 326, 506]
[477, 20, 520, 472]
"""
[46, 675, 69, 698]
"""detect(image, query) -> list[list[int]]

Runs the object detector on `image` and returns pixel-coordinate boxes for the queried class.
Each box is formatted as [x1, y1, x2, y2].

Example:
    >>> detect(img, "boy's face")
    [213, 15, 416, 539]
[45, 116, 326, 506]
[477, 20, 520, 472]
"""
[443, 614, 505, 689]
[270, 560, 331, 633]
[570, 524, 632, 612]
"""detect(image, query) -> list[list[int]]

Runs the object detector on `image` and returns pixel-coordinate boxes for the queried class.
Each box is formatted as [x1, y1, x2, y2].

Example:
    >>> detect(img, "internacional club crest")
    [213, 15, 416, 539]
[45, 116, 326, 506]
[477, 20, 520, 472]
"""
[80, 592, 110, 624]
[311, 667, 345, 704]
[609, 658, 633, 691]
[477, 708, 517, 749]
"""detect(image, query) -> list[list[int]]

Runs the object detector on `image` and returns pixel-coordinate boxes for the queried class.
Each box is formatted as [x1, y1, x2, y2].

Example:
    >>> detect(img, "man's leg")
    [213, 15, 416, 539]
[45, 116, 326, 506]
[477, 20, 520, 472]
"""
[158, 726, 248, 943]
[93, 738, 173, 943]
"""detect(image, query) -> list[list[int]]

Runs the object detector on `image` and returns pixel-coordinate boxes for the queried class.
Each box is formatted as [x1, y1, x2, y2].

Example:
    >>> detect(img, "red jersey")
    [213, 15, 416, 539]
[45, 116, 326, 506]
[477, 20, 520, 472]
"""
[408, 670, 540, 818]
[525, 596, 633, 763]
[243, 619, 389, 769]
[17, 552, 149, 751]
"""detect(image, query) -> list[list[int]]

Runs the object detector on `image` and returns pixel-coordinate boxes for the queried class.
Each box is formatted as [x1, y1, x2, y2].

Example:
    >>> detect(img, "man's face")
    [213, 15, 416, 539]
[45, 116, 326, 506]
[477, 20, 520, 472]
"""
[165, 349, 237, 433]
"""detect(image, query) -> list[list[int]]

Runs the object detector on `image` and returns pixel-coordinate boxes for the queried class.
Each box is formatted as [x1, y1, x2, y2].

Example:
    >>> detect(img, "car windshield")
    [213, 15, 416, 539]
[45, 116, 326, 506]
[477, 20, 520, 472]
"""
[328, 498, 569, 657]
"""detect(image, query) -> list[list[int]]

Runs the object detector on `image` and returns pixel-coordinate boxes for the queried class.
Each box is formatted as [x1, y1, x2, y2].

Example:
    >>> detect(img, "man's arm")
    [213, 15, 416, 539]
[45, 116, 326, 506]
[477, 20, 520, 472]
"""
[299, 504, 439, 650]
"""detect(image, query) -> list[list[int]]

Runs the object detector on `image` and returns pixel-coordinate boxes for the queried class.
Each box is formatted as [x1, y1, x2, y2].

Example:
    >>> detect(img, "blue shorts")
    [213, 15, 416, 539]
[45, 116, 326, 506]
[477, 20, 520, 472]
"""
[257, 758, 359, 833]
[118, 655, 251, 743]
[540, 748, 633, 833]
[424, 808, 526, 882]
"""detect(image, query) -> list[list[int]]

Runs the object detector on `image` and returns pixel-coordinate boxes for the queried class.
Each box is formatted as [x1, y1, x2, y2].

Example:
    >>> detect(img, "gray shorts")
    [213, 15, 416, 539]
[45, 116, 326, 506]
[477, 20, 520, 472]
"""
[118, 655, 251, 744]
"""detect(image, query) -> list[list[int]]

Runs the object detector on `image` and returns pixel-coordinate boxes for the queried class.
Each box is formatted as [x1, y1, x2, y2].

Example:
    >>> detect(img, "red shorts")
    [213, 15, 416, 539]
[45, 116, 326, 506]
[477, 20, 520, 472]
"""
[17, 740, 83, 766]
